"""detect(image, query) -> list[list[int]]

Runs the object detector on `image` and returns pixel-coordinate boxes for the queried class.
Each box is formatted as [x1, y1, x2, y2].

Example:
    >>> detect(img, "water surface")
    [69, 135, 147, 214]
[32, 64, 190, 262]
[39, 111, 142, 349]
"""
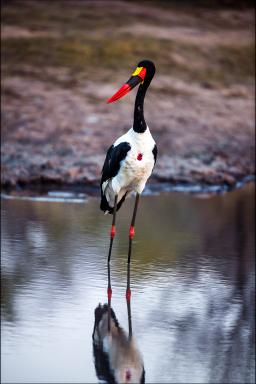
[1, 184, 255, 383]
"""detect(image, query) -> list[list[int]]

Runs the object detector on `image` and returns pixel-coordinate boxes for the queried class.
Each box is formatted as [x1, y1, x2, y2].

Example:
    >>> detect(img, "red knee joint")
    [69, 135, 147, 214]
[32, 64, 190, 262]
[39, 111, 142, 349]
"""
[107, 287, 112, 300]
[129, 226, 135, 239]
[110, 225, 116, 238]
[126, 288, 131, 301]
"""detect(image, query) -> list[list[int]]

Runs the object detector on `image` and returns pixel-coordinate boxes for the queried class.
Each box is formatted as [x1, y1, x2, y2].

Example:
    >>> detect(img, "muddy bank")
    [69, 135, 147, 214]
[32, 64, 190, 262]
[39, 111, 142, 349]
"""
[1, 1, 255, 192]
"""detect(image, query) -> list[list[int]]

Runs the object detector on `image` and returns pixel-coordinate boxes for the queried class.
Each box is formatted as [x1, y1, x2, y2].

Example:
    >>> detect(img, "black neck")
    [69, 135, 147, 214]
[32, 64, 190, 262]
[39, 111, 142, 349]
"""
[133, 81, 150, 134]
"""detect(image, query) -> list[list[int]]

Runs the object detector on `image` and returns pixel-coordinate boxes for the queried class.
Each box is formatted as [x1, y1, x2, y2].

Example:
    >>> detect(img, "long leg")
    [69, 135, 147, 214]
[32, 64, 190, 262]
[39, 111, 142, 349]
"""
[126, 262, 132, 339]
[127, 193, 140, 264]
[107, 262, 112, 332]
[108, 195, 118, 263]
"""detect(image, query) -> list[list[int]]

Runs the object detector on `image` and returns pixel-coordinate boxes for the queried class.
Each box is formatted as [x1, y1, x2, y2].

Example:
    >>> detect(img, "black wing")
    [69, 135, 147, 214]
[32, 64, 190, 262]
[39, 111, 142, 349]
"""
[101, 142, 131, 184]
[152, 144, 157, 164]
[100, 142, 131, 213]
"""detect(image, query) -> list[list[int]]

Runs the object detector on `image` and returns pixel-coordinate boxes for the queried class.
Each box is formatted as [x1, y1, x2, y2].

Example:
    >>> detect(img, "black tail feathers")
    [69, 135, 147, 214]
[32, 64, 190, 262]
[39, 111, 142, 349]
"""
[100, 193, 127, 214]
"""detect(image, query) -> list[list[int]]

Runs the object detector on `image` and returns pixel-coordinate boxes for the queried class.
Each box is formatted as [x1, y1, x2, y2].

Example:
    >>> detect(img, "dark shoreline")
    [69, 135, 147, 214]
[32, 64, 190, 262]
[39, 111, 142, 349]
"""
[1, 175, 255, 202]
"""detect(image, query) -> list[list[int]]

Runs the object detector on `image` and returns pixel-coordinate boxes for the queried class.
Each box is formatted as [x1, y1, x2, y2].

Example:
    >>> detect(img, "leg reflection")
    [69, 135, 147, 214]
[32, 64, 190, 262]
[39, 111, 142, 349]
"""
[126, 262, 132, 339]
[92, 263, 145, 384]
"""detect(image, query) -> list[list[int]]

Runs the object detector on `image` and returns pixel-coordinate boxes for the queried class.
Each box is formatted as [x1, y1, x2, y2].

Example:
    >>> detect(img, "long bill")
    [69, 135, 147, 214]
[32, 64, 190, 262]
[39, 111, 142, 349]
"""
[107, 66, 146, 103]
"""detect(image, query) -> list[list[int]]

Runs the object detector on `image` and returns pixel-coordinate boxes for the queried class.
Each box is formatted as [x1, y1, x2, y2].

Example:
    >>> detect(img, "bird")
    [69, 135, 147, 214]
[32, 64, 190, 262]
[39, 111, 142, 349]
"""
[100, 59, 157, 263]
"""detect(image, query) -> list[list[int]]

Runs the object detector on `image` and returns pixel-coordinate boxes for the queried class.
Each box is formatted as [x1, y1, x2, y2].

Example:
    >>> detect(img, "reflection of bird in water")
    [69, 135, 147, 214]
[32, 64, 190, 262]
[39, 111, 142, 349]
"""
[92, 264, 145, 384]
[100, 60, 157, 264]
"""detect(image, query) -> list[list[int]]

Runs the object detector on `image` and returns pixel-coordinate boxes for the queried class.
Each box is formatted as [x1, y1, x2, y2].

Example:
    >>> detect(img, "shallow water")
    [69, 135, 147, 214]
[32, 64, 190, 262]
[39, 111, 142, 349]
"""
[1, 184, 255, 384]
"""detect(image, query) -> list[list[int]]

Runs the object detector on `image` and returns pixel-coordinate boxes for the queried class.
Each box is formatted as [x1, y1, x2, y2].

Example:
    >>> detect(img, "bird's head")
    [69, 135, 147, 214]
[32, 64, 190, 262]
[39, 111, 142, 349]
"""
[107, 60, 155, 104]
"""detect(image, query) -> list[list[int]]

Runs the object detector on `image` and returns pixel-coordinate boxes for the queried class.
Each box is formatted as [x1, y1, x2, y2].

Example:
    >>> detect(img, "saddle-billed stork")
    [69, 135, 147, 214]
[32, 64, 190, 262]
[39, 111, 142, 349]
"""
[100, 60, 157, 263]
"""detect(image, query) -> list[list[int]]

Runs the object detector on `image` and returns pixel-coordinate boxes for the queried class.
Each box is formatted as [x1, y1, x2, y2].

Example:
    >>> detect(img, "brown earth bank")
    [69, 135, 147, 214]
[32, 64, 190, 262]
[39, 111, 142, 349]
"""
[1, 1, 255, 194]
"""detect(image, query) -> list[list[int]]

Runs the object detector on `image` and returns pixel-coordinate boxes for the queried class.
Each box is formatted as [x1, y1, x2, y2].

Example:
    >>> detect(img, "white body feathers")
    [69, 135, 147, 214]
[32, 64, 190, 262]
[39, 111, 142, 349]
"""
[102, 127, 156, 209]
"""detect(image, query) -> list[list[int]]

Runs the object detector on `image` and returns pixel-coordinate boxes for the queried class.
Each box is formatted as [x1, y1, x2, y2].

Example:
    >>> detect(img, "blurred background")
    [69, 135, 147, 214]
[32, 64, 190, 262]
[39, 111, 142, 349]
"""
[1, 0, 255, 192]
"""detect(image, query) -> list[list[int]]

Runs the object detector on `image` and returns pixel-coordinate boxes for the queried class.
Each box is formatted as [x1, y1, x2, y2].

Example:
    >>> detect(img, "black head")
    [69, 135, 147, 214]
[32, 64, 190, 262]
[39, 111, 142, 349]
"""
[137, 59, 156, 80]
[107, 59, 155, 103]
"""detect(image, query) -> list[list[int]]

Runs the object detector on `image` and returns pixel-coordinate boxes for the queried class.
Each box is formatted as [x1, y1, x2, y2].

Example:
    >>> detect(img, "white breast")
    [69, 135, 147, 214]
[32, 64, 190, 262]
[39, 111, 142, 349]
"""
[112, 127, 155, 195]
[103, 127, 156, 208]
